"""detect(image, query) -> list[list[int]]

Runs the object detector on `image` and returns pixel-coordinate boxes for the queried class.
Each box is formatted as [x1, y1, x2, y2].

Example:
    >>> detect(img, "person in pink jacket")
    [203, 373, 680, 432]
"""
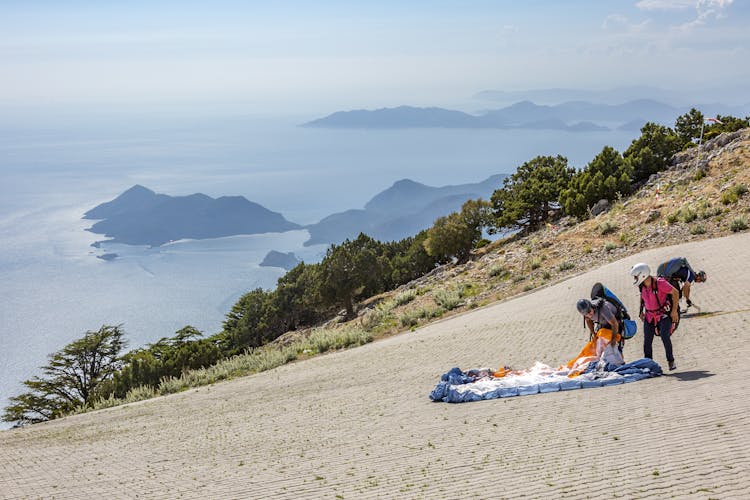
[630, 263, 680, 371]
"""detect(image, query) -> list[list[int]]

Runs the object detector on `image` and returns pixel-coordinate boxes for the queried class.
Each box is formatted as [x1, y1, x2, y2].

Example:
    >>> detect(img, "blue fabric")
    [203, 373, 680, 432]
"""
[581, 379, 603, 389]
[614, 357, 663, 376]
[518, 384, 539, 396]
[560, 379, 582, 391]
[429, 358, 662, 403]
[539, 381, 561, 393]
[623, 319, 638, 339]
[498, 386, 519, 398]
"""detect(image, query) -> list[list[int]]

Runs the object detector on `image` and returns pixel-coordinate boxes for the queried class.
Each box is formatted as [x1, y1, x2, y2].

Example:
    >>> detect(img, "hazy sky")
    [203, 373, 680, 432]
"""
[1, 0, 748, 114]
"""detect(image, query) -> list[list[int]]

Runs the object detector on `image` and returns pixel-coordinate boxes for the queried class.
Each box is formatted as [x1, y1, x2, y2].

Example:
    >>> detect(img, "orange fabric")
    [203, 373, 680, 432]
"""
[596, 327, 621, 344]
[565, 339, 597, 369]
[565, 328, 621, 376]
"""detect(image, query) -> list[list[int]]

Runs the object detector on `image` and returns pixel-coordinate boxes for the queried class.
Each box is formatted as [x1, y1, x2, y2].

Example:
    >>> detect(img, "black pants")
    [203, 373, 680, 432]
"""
[643, 316, 674, 363]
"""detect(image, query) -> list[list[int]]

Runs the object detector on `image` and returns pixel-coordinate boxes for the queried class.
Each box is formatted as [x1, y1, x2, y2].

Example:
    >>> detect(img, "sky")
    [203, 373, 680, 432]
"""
[1, 0, 748, 116]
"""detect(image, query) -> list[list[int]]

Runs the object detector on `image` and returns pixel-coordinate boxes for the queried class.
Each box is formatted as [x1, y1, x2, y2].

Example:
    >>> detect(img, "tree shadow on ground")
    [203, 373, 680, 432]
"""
[667, 370, 714, 381]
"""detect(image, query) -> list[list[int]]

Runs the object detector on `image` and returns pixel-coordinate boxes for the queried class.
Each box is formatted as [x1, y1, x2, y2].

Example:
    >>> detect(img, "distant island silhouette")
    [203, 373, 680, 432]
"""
[303, 174, 506, 246]
[302, 99, 747, 131]
[260, 251, 301, 270]
[84, 175, 509, 250]
[84, 185, 301, 246]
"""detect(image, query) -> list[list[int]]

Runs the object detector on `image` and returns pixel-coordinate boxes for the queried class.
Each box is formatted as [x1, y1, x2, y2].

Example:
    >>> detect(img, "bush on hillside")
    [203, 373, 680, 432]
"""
[491, 155, 574, 233]
[560, 146, 633, 220]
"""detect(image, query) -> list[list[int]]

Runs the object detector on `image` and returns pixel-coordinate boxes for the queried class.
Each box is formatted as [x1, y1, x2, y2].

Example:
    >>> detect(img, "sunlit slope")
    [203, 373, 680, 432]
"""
[2, 232, 749, 498]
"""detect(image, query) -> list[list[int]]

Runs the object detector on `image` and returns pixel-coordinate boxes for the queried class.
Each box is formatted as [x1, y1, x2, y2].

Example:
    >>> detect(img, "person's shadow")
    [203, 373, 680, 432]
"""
[667, 370, 714, 381]
[681, 310, 721, 319]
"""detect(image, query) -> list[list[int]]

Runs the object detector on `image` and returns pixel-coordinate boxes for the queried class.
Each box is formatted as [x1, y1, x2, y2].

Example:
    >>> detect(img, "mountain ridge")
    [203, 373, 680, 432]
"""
[303, 99, 750, 130]
[303, 174, 506, 246]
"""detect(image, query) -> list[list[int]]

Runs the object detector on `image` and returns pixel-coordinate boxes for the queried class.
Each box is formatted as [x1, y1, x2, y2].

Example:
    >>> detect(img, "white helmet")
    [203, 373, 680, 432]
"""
[630, 262, 651, 286]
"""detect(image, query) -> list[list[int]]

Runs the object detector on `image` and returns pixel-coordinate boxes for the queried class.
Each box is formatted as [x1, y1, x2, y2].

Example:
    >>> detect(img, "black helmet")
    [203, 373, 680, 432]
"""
[576, 298, 593, 315]
[696, 270, 707, 282]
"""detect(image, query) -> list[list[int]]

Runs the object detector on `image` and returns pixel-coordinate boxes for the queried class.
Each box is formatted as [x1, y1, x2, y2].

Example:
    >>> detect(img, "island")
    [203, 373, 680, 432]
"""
[84, 185, 301, 246]
[301, 99, 692, 131]
[259, 251, 301, 270]
[303, 174, 506, 246]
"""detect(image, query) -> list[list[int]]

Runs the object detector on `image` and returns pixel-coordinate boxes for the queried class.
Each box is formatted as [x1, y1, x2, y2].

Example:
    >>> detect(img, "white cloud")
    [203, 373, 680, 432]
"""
[635, 0, 734, 31]
[636, 0, 694, 10]
[672, 0, 734, 30]
[602, 14, 651, 32]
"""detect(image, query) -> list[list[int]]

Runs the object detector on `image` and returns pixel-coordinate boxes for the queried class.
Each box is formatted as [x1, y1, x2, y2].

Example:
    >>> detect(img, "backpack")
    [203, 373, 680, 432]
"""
[656, 257, 688, 279]
[591, 282, 637, 339]
[657, 257, 689, 298]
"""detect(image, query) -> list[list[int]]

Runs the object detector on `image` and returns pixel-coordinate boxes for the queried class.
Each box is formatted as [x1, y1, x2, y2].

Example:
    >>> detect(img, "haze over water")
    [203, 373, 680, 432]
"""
[0, 112, 641, 419]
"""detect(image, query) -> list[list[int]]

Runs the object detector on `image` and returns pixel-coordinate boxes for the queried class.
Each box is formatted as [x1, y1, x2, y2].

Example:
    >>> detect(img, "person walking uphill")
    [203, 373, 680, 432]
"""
[630, 263, 680, 371]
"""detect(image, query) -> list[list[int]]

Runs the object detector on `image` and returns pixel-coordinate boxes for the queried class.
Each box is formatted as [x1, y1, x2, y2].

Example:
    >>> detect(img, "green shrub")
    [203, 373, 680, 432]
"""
[394, 290, 417, 306]
[619, 231, 634, 245]
[399, 311, 420, 327]
[666, 211, 679, 224]
[529, 257, 542, 270]
[690, 225, 706, 235]
[680, 207, 698, 223]
[304, 326, 372, 354]
[523, 284, 535, 292]
[558, 262, 575, 271]
[693, 168, 708, 181]
[730, 217, 748, 232]
[645, 210, 661, 223]
[542, 271, 551, 280]
[699, 205, 723, 219]
[489, 264, 508, 278]
[722, 191, 738, 205]
[458, 282, 481, 298]
[598, 221, 618, 235]
[474, 238, 491, 249]
[434, 288, 462, 310]
[362, 298, 397, 329]
[604, 242, 617, 252]
[721, 185, 746, 205]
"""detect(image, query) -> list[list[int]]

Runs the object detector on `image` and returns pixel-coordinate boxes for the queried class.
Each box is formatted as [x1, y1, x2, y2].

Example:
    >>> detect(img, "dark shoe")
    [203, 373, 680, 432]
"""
[668, 361, 677, 371]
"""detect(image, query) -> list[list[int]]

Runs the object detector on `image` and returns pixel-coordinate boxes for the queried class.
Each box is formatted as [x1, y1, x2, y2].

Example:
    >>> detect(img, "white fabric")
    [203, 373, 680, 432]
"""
[596, 337, 624, 366]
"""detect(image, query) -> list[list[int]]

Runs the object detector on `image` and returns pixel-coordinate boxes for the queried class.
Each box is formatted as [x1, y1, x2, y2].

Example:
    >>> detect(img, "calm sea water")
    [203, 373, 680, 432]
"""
[0, 112, 639, 425]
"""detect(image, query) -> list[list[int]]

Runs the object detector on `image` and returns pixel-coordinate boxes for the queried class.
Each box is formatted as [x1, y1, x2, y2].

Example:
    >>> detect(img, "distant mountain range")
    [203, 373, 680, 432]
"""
[303, 99, 749, 131]
[472, 85, 750, 107]
[84, 185, 300, 246]
[302, 174, 506, 246]
[84, 175, 507, 250]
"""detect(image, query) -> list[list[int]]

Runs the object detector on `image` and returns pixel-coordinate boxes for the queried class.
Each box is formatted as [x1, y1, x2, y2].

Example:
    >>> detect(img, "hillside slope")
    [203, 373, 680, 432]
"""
[2, 233, 749, 498]
[1, 129, 749, 498]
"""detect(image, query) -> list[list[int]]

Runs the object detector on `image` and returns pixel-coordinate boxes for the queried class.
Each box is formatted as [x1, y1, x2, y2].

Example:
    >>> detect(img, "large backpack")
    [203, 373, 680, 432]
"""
[591, 282, 637, 339]
[656, 257, 688, 279]
[656, 257, 688, 299]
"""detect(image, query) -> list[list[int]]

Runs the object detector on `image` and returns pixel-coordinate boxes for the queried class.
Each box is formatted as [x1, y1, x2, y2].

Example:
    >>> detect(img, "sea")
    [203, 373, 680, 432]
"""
[0, 110, 640, 425]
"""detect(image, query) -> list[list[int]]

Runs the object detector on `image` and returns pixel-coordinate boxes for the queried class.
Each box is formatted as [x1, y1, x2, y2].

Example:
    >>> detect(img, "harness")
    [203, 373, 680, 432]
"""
[586, 299, 625, 349]
[640, 277, 671, 324]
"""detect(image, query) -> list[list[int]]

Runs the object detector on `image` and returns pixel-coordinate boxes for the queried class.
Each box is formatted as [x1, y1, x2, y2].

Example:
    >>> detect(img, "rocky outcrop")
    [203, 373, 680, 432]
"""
[260, 251, 301, 271]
